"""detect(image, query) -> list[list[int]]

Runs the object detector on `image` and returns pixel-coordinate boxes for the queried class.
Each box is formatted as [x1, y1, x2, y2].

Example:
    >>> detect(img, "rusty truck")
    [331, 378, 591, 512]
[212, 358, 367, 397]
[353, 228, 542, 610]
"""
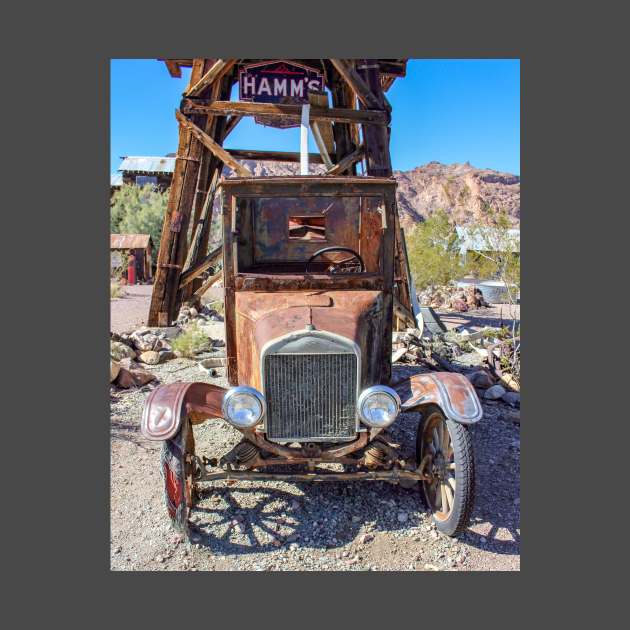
[141, 175, 482, 537]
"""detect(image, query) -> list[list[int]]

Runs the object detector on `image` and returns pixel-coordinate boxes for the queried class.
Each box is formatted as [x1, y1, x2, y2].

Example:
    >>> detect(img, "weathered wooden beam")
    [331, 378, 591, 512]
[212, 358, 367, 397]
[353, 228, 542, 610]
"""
[163, 60, 182, 78]
[179, 244, 223, 288]
[330, 59, 383, 110]
[329, 73, 356, 176]
[181, 99, 388, 125]
[326, 144, 365, 176]
[357, 59, 392, 177]
[310, 122, 335, 170]
[149, 60, 209, 327]
[175, 110, 253, 178]
[193, 269, 223, 298]
[181, 169, 220, 280]
[308, 91, 335, 155]
[185, 59, 237, 97]
[228, 148, 329, 164]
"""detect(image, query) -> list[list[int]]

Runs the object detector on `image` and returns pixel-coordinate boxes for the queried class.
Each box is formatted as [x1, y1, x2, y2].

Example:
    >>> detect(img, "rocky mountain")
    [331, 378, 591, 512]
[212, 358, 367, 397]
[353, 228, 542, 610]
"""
[226, 160, 520, 229]
[393, 161, 520, 229]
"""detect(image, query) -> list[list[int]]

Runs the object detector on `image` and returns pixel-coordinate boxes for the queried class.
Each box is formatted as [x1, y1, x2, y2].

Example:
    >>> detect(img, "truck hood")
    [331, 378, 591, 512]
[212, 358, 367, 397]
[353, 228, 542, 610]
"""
[234, 290, 388, 389]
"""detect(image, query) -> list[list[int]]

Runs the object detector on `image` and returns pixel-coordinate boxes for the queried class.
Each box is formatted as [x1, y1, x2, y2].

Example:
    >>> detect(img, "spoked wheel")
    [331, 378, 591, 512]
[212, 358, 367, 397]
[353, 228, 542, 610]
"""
[416, 405, 475, 537]
[160, 420, 197, 535]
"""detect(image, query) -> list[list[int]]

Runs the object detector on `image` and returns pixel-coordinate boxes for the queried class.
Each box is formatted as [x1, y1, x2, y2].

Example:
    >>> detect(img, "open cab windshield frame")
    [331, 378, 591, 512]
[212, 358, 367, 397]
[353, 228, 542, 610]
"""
[220, 176, 398, 293]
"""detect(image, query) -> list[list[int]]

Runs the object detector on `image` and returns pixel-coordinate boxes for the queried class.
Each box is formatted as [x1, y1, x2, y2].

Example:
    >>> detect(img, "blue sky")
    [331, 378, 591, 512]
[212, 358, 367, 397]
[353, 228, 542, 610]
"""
[110, 59, 519, 176]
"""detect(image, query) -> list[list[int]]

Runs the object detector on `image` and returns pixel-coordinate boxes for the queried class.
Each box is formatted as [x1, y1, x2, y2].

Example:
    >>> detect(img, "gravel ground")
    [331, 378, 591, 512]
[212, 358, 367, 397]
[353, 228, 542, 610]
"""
[110, 360, 520, 572]
[437, 303, 520, 332]
[110, 293, 519, 571]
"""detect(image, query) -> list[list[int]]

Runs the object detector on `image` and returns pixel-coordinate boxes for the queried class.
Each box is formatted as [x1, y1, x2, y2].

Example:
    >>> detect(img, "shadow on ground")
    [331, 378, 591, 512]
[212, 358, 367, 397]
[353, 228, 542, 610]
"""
[187, 390, 520, 558]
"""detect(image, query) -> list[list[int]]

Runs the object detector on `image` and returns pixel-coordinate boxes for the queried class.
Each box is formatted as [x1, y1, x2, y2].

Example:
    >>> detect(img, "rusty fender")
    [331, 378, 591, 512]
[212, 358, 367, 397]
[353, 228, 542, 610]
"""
[394, 372, 483, 424]
[140, 382, 227, 441]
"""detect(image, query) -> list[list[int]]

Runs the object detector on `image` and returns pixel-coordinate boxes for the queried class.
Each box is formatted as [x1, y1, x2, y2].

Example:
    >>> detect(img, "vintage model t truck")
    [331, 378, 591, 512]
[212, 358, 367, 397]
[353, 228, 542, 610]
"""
[141, 59, 482, 538]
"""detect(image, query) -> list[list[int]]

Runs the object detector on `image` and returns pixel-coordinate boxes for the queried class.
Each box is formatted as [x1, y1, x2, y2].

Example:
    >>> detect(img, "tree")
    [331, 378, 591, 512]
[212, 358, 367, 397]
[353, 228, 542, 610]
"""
[110, 184, 169, 256]
[406, 208, 465, 291]
[464, 207, 520, 383]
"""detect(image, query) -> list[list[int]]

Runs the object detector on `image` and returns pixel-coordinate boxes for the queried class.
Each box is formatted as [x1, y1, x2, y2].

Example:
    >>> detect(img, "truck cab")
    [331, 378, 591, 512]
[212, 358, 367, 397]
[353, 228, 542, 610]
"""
[221, 176, 397, 443]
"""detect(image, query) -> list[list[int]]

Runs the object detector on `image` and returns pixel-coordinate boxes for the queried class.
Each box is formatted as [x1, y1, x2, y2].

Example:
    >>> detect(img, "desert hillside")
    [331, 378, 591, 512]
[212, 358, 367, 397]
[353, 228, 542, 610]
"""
[228, 160, 520, 229]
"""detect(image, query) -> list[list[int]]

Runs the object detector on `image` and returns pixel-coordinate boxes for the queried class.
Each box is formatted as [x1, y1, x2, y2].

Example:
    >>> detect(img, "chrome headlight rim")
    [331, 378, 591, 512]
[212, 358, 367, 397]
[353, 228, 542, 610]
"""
[357, 385, 401, 428]
[222, 386, 266, 429]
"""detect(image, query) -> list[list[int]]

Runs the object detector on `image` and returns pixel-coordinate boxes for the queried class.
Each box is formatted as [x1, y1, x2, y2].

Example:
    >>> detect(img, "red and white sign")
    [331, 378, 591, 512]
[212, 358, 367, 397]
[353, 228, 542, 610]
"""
[238, 60, 325, 104]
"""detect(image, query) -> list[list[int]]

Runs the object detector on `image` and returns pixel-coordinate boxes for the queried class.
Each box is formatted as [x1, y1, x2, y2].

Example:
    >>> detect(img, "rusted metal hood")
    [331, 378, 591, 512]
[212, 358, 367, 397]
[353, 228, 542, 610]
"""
[234, 290, 387, 388]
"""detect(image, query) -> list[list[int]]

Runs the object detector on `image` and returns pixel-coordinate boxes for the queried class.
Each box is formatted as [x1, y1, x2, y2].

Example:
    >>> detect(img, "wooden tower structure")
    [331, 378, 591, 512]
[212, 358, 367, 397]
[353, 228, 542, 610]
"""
[148, 58, 417, 328]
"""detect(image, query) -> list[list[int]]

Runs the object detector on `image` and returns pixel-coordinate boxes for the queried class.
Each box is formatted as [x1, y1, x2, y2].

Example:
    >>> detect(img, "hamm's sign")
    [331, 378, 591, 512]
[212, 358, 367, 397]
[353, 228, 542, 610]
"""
[238, 60, 325, 104]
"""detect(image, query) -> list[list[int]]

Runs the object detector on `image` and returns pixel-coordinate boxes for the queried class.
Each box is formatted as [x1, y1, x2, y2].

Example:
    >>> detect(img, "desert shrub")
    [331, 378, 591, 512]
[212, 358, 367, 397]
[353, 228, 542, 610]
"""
[206, 300, 225, 316]
[110, 282, 125, 299]
[406, 208, 465, 291]
[462, 207, 520, 295]
[171, 322, 211, 358]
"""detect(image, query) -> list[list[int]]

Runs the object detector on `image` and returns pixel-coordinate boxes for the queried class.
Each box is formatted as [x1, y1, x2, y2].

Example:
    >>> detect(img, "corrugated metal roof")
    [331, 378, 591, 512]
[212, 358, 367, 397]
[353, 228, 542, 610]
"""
[118, 156, 176, 174]
[456, 226, 520, 254]
[111, 173, 123, 186]
[110, 234, 152, 250]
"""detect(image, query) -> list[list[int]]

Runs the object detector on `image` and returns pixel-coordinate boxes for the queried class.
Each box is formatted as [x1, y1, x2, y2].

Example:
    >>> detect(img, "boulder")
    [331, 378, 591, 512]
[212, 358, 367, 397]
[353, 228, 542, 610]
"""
[111, 341, 136, 362]
[131, 332, 163, 352]
[502, 391, 521, 407]
[115, 366, 157, 389]
[466, 370, 494, 389]
[484, 384, 506, 400]
[110, 360, 121, 383]
[138, 350, 161, 365]
[158, 350, 176, 362]
[451, 298, 468, 312]
[199, 357, 226, 369]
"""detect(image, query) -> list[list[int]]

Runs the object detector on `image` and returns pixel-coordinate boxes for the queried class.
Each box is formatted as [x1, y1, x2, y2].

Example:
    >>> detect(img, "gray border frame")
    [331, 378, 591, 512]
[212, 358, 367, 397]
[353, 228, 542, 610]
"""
[7, 0, 620, 624]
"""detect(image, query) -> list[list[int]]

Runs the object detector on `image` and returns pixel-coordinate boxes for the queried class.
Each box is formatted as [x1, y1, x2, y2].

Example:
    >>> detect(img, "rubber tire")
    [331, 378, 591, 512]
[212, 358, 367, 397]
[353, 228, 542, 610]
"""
[160, 420, 196, 535]
[416, 405, 475, 537]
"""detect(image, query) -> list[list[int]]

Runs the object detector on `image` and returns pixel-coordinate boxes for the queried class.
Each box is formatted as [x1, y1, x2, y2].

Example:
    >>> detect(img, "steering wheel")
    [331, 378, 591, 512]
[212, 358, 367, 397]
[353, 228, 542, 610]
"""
[306, 246, 365, 274]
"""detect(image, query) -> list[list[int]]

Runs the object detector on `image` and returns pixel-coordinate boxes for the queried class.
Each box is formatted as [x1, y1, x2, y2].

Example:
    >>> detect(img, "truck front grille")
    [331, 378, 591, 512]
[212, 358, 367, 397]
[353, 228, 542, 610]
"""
[263, 353, 357, 441]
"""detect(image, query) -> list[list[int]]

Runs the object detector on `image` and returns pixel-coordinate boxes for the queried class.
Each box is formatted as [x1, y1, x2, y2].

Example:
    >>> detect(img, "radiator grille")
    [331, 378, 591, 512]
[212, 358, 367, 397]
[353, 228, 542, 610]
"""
[264, 353, 357, 441]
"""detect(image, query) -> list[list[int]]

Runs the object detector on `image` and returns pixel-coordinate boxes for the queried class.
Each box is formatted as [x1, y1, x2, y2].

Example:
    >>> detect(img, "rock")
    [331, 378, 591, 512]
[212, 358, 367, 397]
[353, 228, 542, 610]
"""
[501, 391, 520, 407]
[118, 357, 137, 370]
[131, 332, 162, 352]
[466, 370, 494, 389]
[111, 341, 136, 362]
[115, 367, 157, 389]
[451, 298, 468, 312]
[138, 351, 161, 365]
[397, 512, 408, 523]
[189, 307, 198, 318]
[158, 350, 176, 362]
[199, 357, 226, 369]
[359, 533, 374, 544]
[484, 384, 506, 400]
[503, 408, 520, 424]
[110, 360, 121, 383]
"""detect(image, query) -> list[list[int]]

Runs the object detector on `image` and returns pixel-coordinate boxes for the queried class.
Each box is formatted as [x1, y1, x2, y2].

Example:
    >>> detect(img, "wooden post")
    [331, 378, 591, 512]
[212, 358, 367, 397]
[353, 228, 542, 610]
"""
[148, 59, 210, 326]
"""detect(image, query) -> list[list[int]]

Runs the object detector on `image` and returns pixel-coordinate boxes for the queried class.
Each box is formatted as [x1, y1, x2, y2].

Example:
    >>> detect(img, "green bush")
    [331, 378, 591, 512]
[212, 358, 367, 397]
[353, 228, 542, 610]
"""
[110, 282, 125, 299]
[111, 184, 169, 256]
[406, 209, 465, 291]
[171, 323, 212, 358]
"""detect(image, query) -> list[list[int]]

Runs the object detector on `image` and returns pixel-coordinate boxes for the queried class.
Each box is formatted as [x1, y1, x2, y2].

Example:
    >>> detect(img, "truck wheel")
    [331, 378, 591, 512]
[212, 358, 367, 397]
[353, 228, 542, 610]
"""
[160, 420, 196, 534]
[416, 405, 475, 537]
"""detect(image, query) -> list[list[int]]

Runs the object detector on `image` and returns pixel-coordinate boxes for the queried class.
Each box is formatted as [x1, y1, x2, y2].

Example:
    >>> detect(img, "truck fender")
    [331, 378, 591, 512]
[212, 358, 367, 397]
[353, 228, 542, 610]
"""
[141, 382, 227, 441]
[394, 372, 483, 424]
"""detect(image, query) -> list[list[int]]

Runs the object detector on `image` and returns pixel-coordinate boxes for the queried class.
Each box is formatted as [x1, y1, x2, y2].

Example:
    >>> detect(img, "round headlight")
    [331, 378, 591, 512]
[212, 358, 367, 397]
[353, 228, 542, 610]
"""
[357, 385, 401, 428]
[222, 386, 266, 429]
